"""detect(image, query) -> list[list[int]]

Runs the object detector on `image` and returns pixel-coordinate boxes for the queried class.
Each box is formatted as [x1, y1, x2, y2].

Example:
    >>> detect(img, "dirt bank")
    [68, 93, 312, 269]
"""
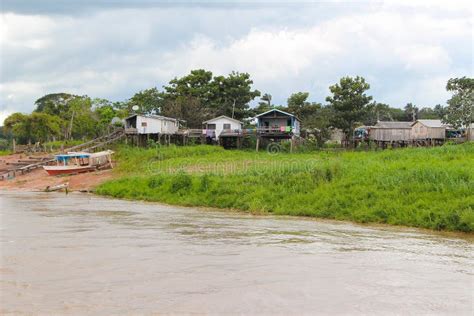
[0, 153, 116, 192]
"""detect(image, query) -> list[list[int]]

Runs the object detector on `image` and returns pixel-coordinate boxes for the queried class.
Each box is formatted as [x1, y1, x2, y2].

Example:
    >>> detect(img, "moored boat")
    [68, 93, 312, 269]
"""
[43, 150, 114, 176]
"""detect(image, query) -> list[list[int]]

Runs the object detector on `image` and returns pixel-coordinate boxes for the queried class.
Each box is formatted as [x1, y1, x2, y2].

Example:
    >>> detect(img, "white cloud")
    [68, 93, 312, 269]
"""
[0, 2, 472, 125]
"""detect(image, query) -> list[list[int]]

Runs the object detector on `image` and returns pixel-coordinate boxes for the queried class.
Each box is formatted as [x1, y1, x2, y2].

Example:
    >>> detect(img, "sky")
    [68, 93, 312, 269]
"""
[0, 0, 473, 124]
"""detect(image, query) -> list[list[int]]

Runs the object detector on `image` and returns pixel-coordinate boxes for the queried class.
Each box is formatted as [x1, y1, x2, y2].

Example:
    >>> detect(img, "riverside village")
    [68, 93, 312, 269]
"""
[1, 1, 473, 315]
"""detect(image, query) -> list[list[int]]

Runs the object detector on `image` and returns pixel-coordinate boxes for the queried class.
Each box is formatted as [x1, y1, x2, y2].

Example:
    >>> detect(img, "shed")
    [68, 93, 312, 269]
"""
[255, 109, 300, 137]
[411, 120, 449, 140]
[124, 114, 180, 135]
[370, 121, 412, 141]
[202, 115, 243, 140]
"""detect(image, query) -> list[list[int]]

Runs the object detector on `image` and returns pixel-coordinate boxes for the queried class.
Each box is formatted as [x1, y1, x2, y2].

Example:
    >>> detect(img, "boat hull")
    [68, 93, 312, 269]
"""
[43, 165, 95, 176]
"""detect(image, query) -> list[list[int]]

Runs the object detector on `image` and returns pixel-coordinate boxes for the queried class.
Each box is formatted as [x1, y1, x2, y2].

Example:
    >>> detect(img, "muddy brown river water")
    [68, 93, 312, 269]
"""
[0, 192, 472, 315]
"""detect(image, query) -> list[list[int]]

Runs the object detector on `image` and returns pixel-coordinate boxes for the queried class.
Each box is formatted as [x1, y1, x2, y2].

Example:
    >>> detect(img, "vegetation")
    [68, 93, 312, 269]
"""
[96, 143, 474, 232]
[444, 77, 473, 139]
[4, 71, 468, 148]
[43, 139, 85, 150]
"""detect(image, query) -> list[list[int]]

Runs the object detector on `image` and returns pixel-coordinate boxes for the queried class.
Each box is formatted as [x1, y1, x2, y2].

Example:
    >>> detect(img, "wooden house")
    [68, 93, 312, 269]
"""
[410, 120, 449, 140]
[255, 109, 301, 137]
[124, 114, 180, 135]
[202, 115, 243, 141]
[370, 121, 412, 142]
[124, 114, 180, 145]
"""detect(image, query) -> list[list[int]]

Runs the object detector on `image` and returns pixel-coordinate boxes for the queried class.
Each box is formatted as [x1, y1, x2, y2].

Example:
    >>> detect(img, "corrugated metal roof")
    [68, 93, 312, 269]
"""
[255, 109, 300, 121]
[412, 119, 450, 128]
[125, 114, 179, 122]
[202, 115, 243, 124]
[373, 121, 412, 129]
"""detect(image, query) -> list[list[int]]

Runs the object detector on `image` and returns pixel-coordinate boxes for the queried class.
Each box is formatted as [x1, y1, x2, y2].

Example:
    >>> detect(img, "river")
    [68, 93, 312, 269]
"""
[0, 192, 472, 315]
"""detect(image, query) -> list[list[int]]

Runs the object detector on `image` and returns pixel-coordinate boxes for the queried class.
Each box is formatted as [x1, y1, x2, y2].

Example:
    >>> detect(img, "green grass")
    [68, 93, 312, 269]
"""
[0, 150, 12, 156]
[97, 143, 474, 232]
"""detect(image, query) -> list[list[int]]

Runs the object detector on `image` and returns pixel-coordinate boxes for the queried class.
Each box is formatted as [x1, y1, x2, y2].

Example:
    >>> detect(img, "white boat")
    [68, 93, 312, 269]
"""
[43, 150, 114, 176]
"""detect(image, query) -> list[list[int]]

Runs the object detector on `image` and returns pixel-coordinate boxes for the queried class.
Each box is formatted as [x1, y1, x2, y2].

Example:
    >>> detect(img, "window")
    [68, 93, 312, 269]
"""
[141, 122, 147, 127]
[207, 124, 216, 130]
[223, 123, 231, 129]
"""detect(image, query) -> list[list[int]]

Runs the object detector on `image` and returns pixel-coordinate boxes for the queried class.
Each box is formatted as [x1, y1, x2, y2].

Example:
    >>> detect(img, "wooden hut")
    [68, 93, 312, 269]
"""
[256, 109, 300, 136]
[124, 114, 180, 145]
[410, 120, 448, 140]
[370, 121, 412, 142]
[255, 109, 301, 151]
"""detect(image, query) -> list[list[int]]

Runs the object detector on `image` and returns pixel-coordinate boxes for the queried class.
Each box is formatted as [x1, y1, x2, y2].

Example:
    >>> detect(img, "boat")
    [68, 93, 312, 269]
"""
[43, 150, 114, 176]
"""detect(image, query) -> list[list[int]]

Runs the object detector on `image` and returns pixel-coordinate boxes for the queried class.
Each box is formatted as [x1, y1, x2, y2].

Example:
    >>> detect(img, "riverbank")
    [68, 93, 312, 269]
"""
[0, 153, 115, 191]
[96, 143, 474, 232]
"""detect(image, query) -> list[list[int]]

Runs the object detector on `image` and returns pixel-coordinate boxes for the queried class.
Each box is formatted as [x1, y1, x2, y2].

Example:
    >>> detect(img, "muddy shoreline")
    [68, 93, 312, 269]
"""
[0, 153, 116, 192]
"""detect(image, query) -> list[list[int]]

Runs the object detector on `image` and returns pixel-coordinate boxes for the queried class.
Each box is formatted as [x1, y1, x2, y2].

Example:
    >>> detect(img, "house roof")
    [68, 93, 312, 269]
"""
[373, 121, 412, 129]
[125, 114, 179, 122]
[255, 109, 300, 121]
[411, 119, 450, 128]
[202, 115, 243, 124]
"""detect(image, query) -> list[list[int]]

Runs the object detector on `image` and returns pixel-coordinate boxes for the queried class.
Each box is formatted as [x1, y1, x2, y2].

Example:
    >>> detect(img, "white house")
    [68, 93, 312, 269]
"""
[202, 115, 243, 140]
[124, 114, 180, 135]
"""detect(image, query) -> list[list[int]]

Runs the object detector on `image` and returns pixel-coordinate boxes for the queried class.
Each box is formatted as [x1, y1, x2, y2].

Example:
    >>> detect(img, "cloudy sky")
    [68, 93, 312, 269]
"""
[0, 0, 472, 124]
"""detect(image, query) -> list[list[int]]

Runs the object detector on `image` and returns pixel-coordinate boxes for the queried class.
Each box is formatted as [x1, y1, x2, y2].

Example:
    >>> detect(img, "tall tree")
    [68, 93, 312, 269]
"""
[365, 102, 393, 125]
[161, 69, 260, 121]
[34, 93, 77, 116]
[161, 96, 211, 128]
[404, 103, 419, 121]
[4, 112, 61, 143]
[3, 113, 30, 143]
[210, 72, 260, 119]
[128, 87, 162, 115]
[93, 98, 118, 133]
[443, 77, 474, 139]
[433, 104, 447, 119]
[326, 76, 373, 140]
[28, 112, 62, 142]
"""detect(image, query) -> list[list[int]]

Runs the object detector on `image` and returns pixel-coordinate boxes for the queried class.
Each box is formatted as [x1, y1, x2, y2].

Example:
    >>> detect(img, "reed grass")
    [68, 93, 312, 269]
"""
[97, 143, 474, 232]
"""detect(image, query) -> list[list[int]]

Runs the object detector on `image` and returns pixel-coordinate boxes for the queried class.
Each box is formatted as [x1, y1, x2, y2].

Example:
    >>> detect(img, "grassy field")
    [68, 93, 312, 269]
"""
[0, 150, 12, 156]
[96, 143, 474, 232]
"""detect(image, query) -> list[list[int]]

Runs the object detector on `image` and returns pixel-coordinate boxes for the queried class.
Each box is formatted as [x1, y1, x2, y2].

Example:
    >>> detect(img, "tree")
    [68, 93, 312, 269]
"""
[326, 76, 373, 140]
[444, 77, 474, 138]
[161, 96, 211, 128]
[404, 103, 419, 121]
[4, 113, 30, 143]
[433, 104, 447, 119]
[28, 112, 62, 142]
[4, 112, 61, 143]
[161, 69, 260, 121]
[34, 93, 77, 116]
[66, 96, 96, 139]
[418, 107, 439, 119]
[253, 93, 273, 114]
[128, 88, 162, 115]
[164, 69, 214, 101]
[210, 72, 260, 119]
[93, 98, 117, 133]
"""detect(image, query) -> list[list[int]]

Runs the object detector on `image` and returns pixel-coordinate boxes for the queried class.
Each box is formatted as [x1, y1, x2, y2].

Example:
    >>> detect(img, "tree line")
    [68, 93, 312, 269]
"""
[2, 70, 472, 145]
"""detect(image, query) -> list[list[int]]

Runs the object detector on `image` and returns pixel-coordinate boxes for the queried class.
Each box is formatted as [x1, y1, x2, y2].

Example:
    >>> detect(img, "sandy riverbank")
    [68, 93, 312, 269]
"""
[0, 153, 116, 192]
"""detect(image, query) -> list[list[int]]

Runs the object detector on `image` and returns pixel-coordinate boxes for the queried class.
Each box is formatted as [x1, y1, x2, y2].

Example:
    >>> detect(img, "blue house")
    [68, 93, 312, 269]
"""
[255, 109, 301, 137]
